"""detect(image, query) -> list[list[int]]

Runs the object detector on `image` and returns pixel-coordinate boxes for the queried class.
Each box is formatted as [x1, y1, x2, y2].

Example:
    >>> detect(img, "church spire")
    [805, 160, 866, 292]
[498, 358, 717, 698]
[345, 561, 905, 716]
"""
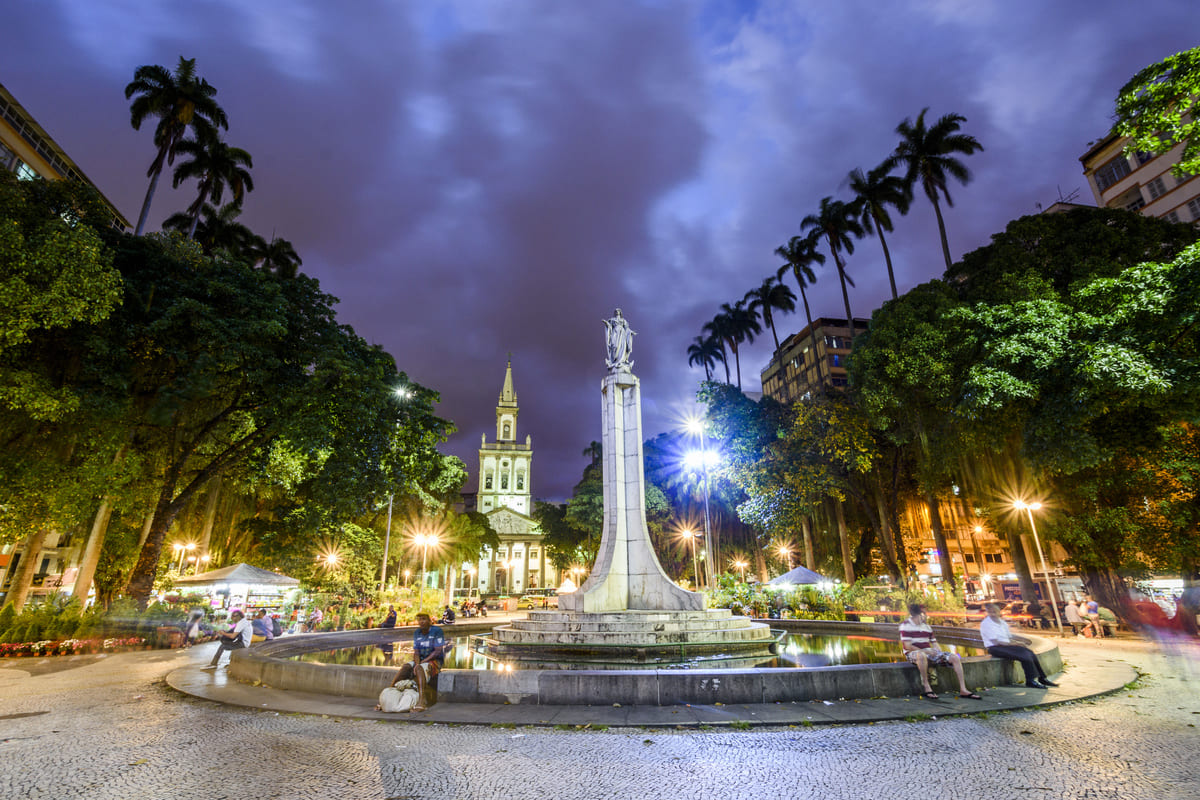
[498, 354, 517, 407]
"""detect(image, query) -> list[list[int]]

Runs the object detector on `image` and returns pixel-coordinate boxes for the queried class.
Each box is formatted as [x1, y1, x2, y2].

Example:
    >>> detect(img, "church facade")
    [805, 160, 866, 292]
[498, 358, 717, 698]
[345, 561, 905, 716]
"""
[468, 359, 557, 597]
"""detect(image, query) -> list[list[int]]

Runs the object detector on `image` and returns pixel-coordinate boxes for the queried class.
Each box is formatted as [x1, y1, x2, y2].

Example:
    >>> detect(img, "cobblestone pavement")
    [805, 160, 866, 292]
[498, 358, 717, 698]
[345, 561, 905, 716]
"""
[1, 639, 1198, 800]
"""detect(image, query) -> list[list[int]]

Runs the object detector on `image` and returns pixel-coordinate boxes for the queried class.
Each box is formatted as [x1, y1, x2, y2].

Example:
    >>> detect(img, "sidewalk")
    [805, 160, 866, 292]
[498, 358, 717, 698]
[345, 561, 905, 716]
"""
[166, 636, 1139, 728]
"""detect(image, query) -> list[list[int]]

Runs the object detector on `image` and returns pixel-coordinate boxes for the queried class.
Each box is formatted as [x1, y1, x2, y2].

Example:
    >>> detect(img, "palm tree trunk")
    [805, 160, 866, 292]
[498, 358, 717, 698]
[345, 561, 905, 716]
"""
[71, 501, 113, 605]
[186, 186, 211, 239]
[875, 215, 898, 300]
[798, 286, 825, 390]
[801, 516, 815, 571]
[135, 166, 164, 236]
[929, 193, 953, 270]
[834, 254, 855, 345]
[729, 341, 742, 389]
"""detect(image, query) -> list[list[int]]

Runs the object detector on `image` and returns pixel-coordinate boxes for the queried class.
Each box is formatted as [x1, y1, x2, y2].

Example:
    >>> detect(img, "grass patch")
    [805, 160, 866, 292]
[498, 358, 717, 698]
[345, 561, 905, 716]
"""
[904, 714, 932, 723]
[730, 721, 752, 731]
[491, 722, 517, 729]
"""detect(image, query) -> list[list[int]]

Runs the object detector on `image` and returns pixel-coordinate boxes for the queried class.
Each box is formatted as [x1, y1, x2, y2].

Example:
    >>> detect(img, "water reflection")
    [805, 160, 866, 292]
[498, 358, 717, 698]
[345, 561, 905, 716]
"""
[290, 633, 984, 670]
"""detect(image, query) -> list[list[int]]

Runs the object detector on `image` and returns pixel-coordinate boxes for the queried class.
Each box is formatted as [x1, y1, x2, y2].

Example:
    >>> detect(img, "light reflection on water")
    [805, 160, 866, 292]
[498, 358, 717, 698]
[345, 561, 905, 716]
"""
[289, 634, 985, 670]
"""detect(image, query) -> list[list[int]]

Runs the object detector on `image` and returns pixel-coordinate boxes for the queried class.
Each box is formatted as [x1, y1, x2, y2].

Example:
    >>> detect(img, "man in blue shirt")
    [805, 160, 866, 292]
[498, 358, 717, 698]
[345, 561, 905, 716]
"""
[411, 612, 447, 711]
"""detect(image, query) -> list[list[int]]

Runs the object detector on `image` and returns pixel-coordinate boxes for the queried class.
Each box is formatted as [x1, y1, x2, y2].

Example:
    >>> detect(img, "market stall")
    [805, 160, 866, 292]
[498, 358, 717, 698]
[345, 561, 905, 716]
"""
[172, 563, 300, 613]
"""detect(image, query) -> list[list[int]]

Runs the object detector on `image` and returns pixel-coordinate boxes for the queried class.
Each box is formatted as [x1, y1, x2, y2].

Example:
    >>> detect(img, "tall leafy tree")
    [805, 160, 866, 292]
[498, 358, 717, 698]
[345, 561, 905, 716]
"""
[743, 276, 796, 353]
[125, 57, 228, 236]
[686, 335, 724, 382]
[170, 129, 254, 238]
[847, 162, 911, 300]
[775, 232, 826, 388]
[801, 196, 863, 344]
[892, 108, 983, 270]
[1115, 46, 1200, 177]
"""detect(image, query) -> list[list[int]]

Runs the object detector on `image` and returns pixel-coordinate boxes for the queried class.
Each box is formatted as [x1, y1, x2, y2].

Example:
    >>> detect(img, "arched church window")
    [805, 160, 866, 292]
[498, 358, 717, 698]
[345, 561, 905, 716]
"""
[503, 422, 511, 438]
[484, 472, 493, 490]
[516, 472, 524, 491]
[501, 473, 509, 490]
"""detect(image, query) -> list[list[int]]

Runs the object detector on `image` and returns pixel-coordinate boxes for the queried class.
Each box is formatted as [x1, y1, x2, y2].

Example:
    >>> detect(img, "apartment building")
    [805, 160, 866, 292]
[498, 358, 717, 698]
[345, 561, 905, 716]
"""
[1080, 132, 1199, 224]
[760, 317, 870, 403]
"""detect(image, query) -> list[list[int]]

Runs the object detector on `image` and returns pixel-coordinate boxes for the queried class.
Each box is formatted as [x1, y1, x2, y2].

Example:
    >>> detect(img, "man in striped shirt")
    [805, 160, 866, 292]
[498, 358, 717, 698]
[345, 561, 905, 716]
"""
[900, 603, 981, 700]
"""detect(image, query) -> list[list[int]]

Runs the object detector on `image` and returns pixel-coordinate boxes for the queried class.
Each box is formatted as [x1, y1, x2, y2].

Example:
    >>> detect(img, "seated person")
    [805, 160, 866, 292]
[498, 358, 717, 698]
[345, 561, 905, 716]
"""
[900, 603, 981, 700]
[411, 612, 448, 711]
[250, 609, 274, 643]
[376, 663, 420, 712]
[439, 605, 456, 625]
[204, 609, 252, 668]
[979, 602, 1059, 688]
[1064, 600, 1091, 636]
[1097, 606, 1120, 637]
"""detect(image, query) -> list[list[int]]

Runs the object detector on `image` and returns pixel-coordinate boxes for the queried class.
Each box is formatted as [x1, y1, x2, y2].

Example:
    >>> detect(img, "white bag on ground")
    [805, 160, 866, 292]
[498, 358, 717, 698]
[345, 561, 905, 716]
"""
[379, 680, 420, 713]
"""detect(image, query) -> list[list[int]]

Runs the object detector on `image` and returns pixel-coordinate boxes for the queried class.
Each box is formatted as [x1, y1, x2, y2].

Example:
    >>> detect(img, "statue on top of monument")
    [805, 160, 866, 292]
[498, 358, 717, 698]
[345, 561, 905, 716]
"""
[603, 308, 635, 372]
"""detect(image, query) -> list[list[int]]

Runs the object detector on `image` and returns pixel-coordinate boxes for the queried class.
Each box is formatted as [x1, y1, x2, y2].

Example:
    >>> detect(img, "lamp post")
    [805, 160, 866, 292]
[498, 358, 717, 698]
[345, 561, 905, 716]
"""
[777, 543, 793, 572]
[684, 423, 719, 589]
[734, 559, 747, 583]
[197, 554, 210, 575]
[464, 565, 476, 599]
[404, 569, 411, 589]
[680, 528, 702, 588]
[172, 543, 185, 572]
[1014, 500, 1063, 634]
[415, 533, 439, 591]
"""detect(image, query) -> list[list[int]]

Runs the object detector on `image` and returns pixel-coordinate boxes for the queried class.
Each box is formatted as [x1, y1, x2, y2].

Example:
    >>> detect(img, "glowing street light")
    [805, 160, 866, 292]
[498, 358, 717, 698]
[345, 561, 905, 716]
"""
[1013, 499, 1063, 634]
[678, 527, 702, 588]
[196, 554, 211, 575]
[404, 569, 411, 589]
[414, 532, 440, 590]
[733, 559, 748, 583]
[464, 564, 477, 598]
[777, 542, 793, 571]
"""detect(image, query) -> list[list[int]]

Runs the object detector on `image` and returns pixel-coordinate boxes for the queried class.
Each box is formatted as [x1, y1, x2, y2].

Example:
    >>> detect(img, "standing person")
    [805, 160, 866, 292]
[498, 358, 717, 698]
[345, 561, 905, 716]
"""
[203, 609, 252, 669]
[410, 612, 448, 712]
[979, 602, 1060, 689]
[899, 603, 981, 700]
[183, 609, 205, 648]
[381, 605, 397, 629]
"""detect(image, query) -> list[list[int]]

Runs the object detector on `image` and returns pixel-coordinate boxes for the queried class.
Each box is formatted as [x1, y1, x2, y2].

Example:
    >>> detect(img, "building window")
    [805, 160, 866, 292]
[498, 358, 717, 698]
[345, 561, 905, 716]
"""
[829, 353, 842, 368]
[1146, 176, 1167, 200]
[1135, 151, 1155, 166]
[1167, 211, 1181, 224]
[484, 472, 493, 490]
[1094, 156, 1131, 192]
[1188, 198, 1200, 221]
[1124, 194, 1146, 212]
[501, 474, 509, 490]
[15, 161, 36, 181]
[502, 422, 511, 439]
[516, 473, 524, 491]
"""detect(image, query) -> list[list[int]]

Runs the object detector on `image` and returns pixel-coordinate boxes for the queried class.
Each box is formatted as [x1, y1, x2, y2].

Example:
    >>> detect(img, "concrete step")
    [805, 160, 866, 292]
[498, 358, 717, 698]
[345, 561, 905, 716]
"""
[490, 623, 775, 647]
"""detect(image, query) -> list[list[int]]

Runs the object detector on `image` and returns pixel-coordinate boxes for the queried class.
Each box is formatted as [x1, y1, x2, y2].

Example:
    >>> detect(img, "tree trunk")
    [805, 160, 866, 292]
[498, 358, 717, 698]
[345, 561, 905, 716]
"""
[135, 165, 164, 236]
[1080, 566, 1135, 623]
[798, 286, 825, 391]
[801, 516, 816, 571]
[873, 486, 901, 582]
[834, 501, 855, 584]
[197, 477, 223, 557]
[72, 501, 113, 605]
[929, 192, 953, 270]
[927, 493, 956, 593]
[876, 216, 899, 300]
[834, 255, 856, 346]
[753, 538, 769, 582]
[6, 529, 51, 611]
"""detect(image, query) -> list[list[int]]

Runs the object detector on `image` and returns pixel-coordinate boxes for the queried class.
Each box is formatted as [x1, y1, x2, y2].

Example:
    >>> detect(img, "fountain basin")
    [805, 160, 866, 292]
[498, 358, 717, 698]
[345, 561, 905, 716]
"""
[228, 618, 1060, 706]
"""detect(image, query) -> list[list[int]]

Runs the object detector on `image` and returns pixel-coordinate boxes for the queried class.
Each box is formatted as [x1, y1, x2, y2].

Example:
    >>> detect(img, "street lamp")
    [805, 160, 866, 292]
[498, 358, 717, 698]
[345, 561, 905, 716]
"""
[381, 494, 394, 592]
[733, 559, 747, 583]
[197, 554, 210, 575]
[414, 533, 439, 591]
[678, 527, 702, 588]
[172, 543, 185, 572]
[1013, 499, 1063, 634]
[464, 564, 477, 599]
[404, 569, 411, 589]
[684, 415, 719, 588]
[777, 543, 793, 572]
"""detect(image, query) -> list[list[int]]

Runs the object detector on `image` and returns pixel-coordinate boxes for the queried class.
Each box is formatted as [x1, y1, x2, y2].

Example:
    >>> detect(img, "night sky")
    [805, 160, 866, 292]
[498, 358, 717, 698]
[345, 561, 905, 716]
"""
[2, 2, 1194, 499]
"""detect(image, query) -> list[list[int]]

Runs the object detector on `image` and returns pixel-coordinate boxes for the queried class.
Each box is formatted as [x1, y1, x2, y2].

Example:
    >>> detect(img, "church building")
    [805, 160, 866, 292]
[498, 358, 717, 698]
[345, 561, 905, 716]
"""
[469, 359, 557, 597]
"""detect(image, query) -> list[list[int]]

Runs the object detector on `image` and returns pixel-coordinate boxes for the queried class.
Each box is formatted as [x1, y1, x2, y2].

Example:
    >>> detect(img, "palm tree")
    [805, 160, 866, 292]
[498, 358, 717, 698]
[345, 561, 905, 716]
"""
[164, 202, 257, 257]
[705, 301, 761, 390]
[250, 236, 303, 278]
[847, 162, 910, 300]
[700, 317, 733, 384]
[743, 276, 796, 353]
[891, 108, 983, 270]
[171, 129, 254, 239]
[774, 231, 826, 387]
[801, 196, 864, 344]
[687, 335, 724, 382]
[125, 56, 228, 236]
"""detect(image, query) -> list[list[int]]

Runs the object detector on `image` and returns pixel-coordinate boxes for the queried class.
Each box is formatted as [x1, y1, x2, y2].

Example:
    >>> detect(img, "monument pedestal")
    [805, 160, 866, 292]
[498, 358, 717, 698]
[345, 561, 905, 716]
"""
[558, 370, 702, 613]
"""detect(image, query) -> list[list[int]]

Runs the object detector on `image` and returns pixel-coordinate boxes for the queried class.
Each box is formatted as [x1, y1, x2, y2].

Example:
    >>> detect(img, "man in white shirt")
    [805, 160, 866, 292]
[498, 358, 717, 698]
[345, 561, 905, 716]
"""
[980, 602, 1059, 689]
[900, 603, 980, 700]
[204, 609, 252, 669]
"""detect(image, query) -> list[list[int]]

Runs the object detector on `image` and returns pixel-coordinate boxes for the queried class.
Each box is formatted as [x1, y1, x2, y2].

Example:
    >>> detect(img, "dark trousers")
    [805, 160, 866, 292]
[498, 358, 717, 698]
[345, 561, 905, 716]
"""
[987, 644, 1046, 684]
[209, 638, 245, 666]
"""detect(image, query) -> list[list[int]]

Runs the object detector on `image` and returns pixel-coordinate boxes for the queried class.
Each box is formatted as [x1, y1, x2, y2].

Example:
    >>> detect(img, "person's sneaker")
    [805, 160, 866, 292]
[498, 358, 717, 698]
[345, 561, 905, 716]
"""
[1026, 680, 1045, 688]
[1040, 679, 1059, 687]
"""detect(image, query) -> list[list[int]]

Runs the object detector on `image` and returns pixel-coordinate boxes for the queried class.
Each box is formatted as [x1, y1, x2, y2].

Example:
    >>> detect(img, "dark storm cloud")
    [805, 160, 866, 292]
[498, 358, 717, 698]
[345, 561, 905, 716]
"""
[1, 0, 1193, 498]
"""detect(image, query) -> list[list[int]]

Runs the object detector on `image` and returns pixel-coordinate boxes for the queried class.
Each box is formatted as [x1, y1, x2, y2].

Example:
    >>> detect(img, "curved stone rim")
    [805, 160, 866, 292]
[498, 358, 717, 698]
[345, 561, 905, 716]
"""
[227, 618, 1061, 707]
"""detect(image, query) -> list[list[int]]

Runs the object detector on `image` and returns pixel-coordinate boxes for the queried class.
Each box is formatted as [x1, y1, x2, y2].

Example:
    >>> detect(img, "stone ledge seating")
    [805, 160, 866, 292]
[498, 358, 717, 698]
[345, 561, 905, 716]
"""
[227, 619, 1061, 707]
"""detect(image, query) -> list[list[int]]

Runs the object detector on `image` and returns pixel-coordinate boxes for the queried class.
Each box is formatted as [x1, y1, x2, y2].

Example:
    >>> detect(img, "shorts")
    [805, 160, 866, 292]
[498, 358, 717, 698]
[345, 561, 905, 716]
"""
[906, 648, 954, 666]
[416, 661, 441, 680]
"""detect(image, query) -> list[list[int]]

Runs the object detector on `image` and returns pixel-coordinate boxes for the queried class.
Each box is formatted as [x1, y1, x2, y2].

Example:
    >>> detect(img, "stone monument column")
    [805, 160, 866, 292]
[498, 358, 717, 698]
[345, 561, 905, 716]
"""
[559, 311, 704, 613]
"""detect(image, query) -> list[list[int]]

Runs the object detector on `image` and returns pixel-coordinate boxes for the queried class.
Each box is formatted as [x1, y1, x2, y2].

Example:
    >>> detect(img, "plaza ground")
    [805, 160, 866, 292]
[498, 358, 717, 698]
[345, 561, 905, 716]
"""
[1, 634, 1198, 799]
